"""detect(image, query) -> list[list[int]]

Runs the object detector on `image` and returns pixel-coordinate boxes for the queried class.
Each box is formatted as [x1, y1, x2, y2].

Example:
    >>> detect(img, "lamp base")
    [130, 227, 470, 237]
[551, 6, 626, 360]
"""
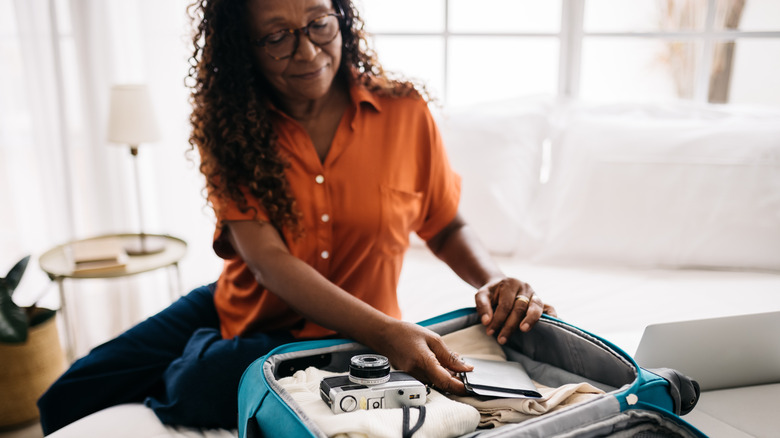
[124, 235, 166, 256]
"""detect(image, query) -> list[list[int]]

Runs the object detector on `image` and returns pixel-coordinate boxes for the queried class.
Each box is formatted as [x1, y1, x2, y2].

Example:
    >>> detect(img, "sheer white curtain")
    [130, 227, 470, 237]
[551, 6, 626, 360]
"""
[1, 0, 221, 357]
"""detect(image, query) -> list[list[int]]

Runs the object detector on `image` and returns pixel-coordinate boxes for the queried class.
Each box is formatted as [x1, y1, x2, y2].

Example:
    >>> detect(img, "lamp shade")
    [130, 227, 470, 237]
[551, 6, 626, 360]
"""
[107, 84, 160, 145]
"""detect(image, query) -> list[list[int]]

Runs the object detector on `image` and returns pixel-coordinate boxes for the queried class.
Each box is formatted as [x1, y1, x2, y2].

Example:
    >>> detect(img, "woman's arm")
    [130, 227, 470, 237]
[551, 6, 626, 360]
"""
[426, 212, 557, 345]
[225, 219, 473, 394]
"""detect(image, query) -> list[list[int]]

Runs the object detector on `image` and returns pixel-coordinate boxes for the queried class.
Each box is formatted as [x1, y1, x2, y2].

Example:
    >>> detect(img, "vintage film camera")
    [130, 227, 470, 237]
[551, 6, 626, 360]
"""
[319, 354, 427, 414]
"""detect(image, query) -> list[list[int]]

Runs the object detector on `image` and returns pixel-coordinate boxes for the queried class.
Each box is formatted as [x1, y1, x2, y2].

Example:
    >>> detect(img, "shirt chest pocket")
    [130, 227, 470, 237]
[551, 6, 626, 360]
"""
[378, 185, 423, 255]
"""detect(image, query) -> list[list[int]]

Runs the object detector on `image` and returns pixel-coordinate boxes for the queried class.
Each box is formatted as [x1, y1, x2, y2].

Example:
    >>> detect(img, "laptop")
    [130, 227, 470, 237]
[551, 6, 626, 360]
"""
[634, 311, 780, 391]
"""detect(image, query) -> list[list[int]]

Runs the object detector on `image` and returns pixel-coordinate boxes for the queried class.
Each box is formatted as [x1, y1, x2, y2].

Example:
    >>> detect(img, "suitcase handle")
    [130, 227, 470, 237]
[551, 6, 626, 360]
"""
[647, 367, 701, 415]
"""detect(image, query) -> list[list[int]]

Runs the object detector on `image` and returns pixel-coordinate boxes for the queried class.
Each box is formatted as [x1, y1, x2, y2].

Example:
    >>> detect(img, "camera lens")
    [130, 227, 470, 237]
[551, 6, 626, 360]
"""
[349, 354, 391, 385]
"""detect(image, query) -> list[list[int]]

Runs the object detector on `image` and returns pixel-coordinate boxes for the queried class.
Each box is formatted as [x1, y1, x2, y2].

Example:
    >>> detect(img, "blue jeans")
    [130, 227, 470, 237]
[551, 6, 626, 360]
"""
[37, 283, 295, 435]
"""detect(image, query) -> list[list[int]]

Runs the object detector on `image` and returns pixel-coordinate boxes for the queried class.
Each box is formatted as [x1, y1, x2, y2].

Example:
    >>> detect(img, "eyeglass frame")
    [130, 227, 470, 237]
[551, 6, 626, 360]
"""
[250, 10, 344, 61]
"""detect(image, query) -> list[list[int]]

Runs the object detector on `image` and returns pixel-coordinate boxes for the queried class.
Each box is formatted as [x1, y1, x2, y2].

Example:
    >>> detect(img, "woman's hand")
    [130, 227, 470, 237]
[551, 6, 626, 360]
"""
[426, 214, 556, 344]
[373, 320, 473, 395]
[475, 278, 558, 345]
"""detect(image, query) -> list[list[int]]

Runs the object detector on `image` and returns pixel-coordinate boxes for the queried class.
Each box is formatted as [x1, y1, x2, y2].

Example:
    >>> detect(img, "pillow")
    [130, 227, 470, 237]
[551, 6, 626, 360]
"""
[435, 99, 551, 255]
[532, 102, 780, 270]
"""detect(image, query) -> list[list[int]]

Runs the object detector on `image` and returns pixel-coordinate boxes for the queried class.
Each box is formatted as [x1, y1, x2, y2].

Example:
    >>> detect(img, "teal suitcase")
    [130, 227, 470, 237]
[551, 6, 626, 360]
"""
[238, 308, 705, 437]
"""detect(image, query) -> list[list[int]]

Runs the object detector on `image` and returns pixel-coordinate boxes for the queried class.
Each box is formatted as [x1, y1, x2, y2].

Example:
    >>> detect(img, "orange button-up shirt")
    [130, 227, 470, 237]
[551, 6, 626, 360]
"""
[209, 84, 461, 339]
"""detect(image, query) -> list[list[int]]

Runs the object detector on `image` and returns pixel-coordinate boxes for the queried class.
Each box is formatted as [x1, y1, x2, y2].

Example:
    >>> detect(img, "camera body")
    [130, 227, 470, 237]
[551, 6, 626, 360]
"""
[320, 372, 427, 413]
[319, 354, 427, 414]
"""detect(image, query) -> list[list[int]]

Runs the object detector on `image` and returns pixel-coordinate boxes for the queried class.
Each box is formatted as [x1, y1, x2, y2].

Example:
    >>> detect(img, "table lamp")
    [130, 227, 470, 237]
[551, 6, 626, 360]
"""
[107, 84, 165, 255]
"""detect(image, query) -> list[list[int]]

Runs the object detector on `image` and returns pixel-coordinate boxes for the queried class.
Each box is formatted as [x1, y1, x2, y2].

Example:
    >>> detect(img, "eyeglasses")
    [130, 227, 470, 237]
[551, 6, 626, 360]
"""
[252, 13, 342, 61]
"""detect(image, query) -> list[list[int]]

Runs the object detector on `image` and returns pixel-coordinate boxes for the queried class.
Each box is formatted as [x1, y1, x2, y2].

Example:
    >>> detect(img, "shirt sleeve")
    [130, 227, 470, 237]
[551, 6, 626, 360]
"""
[415, 102, 462, 242]
[208, 184, 270, 259]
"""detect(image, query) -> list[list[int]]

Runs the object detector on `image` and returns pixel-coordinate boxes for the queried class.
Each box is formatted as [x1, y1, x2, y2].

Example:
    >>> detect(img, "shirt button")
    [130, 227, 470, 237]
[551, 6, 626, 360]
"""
[321, 213, 330, 223]
[320, 250, 330, 259]
[315, 175, 325, 184]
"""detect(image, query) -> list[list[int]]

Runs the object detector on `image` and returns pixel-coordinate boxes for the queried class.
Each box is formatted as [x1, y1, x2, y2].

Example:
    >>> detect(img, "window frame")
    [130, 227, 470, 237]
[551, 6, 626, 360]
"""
[365, 0, 780, 105]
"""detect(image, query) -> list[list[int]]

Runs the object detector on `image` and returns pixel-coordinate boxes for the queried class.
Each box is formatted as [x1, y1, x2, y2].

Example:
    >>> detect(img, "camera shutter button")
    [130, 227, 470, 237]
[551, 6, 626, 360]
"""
[340, 395, 357, 412]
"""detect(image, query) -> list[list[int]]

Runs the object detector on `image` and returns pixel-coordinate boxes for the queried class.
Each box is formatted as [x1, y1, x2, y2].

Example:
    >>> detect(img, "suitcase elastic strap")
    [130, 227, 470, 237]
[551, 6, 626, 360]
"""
[402, 405, 426, 438]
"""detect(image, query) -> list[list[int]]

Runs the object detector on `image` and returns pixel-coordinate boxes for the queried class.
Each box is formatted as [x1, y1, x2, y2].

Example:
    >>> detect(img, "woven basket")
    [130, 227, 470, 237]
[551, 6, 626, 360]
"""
[0, 313, 66, 428]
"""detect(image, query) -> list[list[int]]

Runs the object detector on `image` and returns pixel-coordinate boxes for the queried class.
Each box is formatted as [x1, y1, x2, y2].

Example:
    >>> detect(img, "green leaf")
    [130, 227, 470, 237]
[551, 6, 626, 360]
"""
[0, 255, 32, 343]
[5, 255, 30, 297]
[0, 292, 28, 343]
[27, 306, 57, 327]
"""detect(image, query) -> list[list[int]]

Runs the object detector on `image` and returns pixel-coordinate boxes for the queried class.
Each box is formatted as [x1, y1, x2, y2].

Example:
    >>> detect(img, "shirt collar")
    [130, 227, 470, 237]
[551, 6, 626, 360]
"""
[348, 81, 381, 130]
[350, 82, 382, 113]
[265, 80, 382, 130]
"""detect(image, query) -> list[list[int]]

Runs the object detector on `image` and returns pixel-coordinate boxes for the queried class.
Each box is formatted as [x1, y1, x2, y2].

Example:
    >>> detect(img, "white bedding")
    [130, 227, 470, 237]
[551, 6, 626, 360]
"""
[46, 404, 235, 438]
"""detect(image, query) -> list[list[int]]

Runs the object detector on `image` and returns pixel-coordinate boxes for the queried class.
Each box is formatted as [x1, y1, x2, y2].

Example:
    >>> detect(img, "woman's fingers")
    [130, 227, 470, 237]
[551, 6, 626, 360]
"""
[519, 293, 544, 332]
[383, 322, 471, 395]
[543, 303, 558, 318]
[487, 280, 519, 337]
[474, 286, 493, 326]
[496, 293, 530, 344]
[476, 278, 552, 344]
[430, 336, 472, 374]
[420, 334, 474, 394]
[425, 340, 471, 395]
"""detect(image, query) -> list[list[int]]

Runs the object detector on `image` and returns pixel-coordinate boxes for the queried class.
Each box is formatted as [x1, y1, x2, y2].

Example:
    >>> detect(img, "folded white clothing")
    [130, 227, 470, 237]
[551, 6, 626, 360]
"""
[276, 367, 480, 438]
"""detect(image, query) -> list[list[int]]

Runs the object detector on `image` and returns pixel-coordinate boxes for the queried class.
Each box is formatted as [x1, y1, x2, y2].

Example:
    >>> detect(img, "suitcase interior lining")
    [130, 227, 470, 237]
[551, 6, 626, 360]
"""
[268, 315, 636, 393]
[254, 313, 701, 438]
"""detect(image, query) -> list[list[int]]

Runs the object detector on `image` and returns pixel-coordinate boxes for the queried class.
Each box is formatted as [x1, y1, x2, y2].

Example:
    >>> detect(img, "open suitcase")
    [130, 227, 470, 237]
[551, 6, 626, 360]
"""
[238, 308, 705, 437]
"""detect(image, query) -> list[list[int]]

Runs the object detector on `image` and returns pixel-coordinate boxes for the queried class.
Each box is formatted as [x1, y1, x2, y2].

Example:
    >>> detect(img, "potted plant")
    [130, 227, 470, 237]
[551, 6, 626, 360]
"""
[0, 256, 66, 428]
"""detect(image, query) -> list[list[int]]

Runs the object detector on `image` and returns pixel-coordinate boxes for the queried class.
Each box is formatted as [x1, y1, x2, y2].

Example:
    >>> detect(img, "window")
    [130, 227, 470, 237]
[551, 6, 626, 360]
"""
[358, 0, 780, 106]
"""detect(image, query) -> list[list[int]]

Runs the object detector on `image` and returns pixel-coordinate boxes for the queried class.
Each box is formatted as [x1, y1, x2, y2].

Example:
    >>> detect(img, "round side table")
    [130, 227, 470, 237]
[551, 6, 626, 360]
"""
[39, 233, 187, 361]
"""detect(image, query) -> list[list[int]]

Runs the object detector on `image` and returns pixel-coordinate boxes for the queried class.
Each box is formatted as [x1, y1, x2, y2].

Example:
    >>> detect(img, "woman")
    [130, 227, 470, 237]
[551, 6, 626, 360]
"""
[38, 0, 555, 433]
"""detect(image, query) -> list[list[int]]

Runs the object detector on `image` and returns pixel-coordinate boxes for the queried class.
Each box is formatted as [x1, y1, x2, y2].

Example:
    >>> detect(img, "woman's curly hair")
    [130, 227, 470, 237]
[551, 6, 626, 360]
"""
[186, 0, 428, 238]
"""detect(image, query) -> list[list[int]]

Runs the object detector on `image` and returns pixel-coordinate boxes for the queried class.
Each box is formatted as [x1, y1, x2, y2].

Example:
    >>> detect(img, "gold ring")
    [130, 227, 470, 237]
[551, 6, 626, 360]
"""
[515, 295, 530, 305]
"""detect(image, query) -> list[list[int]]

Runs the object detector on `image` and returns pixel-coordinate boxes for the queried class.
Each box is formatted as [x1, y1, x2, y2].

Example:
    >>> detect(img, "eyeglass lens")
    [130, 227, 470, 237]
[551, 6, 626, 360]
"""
[264, 14, 340, 59]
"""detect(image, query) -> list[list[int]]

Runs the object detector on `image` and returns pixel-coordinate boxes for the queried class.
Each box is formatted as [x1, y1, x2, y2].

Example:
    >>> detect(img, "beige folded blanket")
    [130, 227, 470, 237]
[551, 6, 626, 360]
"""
[442, 324, 606, 428]
[276, 367, 480, 438]
[449, 381, 605, 428]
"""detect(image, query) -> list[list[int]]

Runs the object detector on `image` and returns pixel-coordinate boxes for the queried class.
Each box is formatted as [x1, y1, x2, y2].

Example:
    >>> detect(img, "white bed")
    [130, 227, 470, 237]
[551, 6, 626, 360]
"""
[47, 251, 780, 437]
[48, 97, 780, 437]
